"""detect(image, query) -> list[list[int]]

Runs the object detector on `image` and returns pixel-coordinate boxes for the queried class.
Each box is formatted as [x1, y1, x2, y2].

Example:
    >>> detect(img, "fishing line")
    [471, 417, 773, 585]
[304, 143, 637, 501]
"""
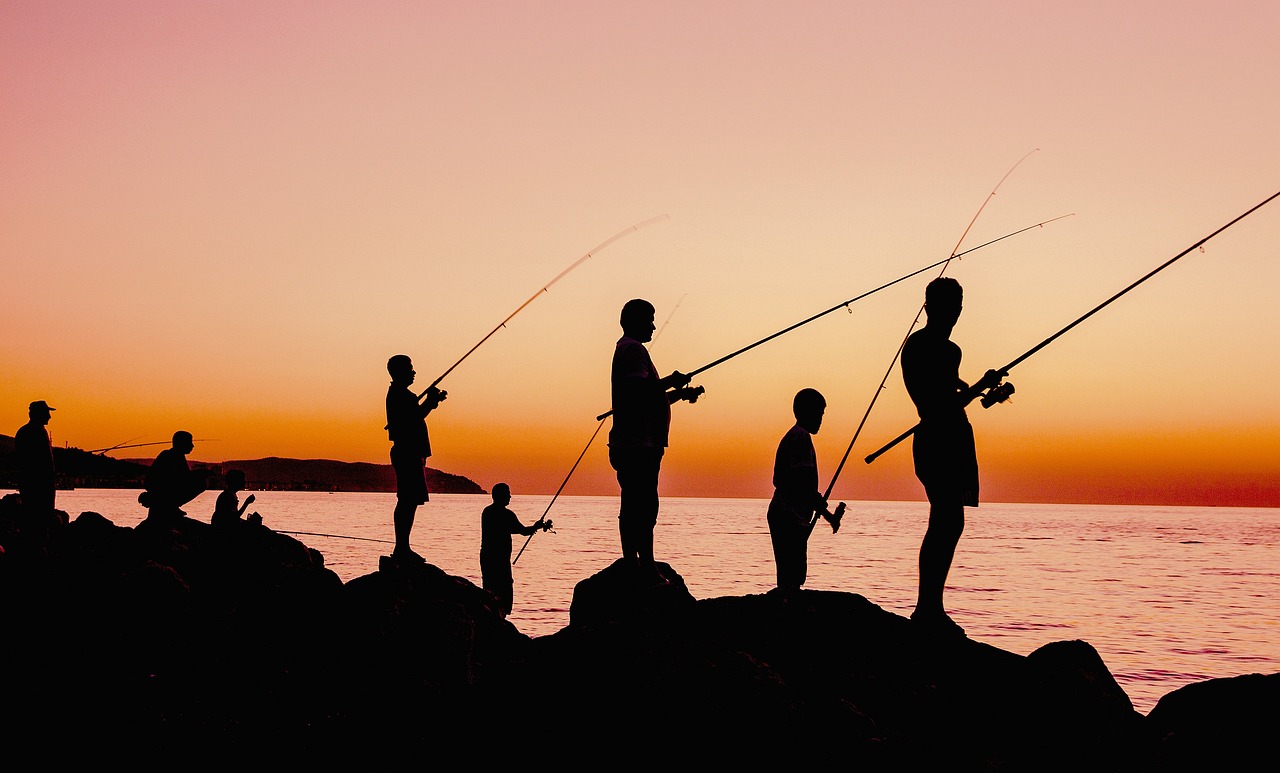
[595, 210, 1070, 423]
[512, 419, 606, 565]
[864, 187, 1280, 464]
[426, 215, 670, 394]
[276, 529, 396, 545]
[808, 150, 1045, 534]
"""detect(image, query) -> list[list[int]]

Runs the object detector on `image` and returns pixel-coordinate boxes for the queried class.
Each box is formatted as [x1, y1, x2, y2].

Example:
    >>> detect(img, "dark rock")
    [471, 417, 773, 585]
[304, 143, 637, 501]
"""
[1147, 672, 1280, 770]
[0, 496, 1275, 768]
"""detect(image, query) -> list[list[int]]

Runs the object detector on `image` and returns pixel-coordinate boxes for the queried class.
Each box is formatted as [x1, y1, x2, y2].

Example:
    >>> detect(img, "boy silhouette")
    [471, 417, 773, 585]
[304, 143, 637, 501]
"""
[767, 388, 844, 592]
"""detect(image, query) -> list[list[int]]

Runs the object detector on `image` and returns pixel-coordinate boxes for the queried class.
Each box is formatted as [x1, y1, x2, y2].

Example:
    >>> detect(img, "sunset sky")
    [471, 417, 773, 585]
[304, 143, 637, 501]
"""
[4, 2, 1279, 507]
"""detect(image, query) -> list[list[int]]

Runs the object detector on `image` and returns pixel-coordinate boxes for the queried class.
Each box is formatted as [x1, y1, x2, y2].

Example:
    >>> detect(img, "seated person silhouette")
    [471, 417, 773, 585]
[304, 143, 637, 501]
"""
[212, 469, 262, 528]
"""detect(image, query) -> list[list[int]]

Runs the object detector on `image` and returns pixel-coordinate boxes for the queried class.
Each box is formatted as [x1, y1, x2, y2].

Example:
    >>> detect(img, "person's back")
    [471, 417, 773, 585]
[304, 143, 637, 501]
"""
[143, 431, 205, 523]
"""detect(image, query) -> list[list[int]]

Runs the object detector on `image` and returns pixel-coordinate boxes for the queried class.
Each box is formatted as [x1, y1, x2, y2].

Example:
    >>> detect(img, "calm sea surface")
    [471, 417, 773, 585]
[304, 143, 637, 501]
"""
[48, 488, 1280, 715]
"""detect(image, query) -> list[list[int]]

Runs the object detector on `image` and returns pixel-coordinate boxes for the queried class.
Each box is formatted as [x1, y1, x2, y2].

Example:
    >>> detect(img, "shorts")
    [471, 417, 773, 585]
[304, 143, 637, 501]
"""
[391, 446, 429, 504]
[912, 420, 979, 508]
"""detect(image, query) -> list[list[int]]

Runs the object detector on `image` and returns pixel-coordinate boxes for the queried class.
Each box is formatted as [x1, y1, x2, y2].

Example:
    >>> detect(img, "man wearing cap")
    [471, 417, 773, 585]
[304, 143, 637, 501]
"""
[15, 400, 57, 516]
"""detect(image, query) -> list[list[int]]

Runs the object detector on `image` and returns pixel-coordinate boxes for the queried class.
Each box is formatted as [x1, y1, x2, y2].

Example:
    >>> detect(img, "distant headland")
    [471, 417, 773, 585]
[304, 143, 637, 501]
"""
[0, 434, 485, 494]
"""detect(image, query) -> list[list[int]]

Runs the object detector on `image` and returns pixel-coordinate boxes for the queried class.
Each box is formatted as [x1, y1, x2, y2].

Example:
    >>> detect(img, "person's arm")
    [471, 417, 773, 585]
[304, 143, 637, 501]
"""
[417, 385, 447, 415]
[238, 493, 256, 517]
[659, 370, 703, 405]
[512, 511, 551, 536]
[958, 369, 1006, 407]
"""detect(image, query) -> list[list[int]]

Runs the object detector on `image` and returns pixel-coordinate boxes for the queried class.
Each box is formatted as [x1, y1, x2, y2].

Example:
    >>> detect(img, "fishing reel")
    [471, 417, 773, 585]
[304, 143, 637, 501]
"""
[683, 385, 705, 404]
[980, 381, 1015, 408]
[541, 519, 554, 533]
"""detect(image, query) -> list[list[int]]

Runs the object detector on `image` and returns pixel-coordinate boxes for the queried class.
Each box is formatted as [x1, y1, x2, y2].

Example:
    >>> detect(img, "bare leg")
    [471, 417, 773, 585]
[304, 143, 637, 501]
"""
[393, 500, 417, 555]
[914, 499, 964, 619]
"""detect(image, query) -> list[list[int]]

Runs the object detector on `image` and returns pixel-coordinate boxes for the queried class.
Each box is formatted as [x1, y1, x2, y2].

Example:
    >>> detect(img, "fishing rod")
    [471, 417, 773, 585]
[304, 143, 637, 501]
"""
[864, 187, 1280, 465]
[650, 292, 687, 349]
[595, 212, 1072, 422]
[87, 439, 219, 454]
[511, 419, 606, 565]
[807, 150, 1048, 536]
[425, 215, 669, 396]
[90, 435, 145, 455]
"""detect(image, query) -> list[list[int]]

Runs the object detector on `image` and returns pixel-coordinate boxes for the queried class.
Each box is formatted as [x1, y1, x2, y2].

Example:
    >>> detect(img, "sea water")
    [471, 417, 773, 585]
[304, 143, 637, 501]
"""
[46, 489, 1280, 715]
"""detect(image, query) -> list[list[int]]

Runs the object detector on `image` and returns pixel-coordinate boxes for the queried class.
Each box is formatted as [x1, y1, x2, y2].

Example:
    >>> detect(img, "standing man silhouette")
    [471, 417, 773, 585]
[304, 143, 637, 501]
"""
[608, 298, 702, 586]
[385, 354, 446, 565]
[15, 400, 57, 517]
[480, 482, 549, 617]
[901, 277, 1005, 636]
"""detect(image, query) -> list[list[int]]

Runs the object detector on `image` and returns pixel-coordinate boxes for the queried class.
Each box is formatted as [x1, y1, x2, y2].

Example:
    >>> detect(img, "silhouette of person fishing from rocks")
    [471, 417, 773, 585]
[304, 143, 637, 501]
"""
[15, 400, 57, 519]
[385, 353, 446, 565]
[901, 277, 1005, 636]
[608, 298, 703, 586]
[480, 482, 550, 617]
[140, 430, 209, 527]
[213, 468, 262, 528]
[767, 388, 844, 593]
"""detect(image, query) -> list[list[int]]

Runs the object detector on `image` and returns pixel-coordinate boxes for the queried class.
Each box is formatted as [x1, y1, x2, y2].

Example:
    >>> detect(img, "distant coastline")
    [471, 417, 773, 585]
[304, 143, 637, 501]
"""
[0, 435, 485, 495]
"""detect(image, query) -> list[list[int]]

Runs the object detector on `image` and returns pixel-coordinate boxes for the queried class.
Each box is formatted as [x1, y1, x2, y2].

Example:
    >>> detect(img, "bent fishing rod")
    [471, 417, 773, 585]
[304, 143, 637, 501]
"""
[423, 215, 669, 399]
[511, 419, 605, 565]
[864, 187, 1280, 465]
[807, 149, 1052, 536]
[596, 213, 1072, 422]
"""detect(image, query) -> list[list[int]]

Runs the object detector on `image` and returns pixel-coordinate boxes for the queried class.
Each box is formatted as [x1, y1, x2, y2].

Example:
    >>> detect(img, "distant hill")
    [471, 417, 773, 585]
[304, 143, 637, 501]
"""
[217, 457, 484, 494]
[0, 435, 483, 494]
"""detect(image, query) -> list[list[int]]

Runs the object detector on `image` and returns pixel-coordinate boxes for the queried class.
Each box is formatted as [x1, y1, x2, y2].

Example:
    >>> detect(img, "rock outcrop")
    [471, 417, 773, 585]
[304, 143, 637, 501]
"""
[0, 494, 1273, 769]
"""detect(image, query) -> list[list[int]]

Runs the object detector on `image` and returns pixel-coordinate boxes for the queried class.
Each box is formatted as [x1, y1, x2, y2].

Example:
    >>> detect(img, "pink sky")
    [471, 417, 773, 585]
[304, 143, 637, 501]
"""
[4, 2, 1280, 506]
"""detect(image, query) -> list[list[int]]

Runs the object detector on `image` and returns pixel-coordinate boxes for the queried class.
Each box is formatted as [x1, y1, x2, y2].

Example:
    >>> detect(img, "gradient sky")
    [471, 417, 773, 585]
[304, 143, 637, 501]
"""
[4, 1, 1279, 507]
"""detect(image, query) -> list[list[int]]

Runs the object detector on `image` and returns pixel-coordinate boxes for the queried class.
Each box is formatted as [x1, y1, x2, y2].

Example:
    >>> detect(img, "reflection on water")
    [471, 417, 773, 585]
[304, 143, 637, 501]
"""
[51, 489, 1280, 715]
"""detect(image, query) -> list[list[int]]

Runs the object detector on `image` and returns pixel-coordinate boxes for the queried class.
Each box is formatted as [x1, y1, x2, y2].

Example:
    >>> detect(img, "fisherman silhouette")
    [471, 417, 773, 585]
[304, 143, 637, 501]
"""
[480, 482, 550, 617]
[607, 298, 703, 586]
[385, 353, 446, 565]
[14, 400, 57, 518]
[767, 388, 845, 593]
[901, 277, 1005, 636]
[140, 430, 208, 527]
[212, 468, 261, 528]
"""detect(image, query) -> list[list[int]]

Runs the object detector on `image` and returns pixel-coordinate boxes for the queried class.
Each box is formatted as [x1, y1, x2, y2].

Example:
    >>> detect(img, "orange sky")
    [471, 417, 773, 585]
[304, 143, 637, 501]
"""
[4, 2, 1280, 507]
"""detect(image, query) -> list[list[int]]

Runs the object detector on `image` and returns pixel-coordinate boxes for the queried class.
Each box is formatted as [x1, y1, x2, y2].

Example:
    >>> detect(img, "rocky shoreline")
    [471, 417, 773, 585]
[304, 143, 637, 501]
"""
[1, 495, 1273, 768]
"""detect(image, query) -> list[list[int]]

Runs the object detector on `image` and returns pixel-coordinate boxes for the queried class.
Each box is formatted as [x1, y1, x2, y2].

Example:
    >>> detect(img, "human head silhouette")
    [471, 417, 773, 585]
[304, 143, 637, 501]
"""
[28, 400, 55, 423]
[924, 277, 963, 330]
[172, 431, 194, 454]
[793, 388, 826, 434]
[225, 469, 246, 491]
[491, 482, 511, 506]
[620, 299, 656, 343]
[387, 354, 417, 386]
